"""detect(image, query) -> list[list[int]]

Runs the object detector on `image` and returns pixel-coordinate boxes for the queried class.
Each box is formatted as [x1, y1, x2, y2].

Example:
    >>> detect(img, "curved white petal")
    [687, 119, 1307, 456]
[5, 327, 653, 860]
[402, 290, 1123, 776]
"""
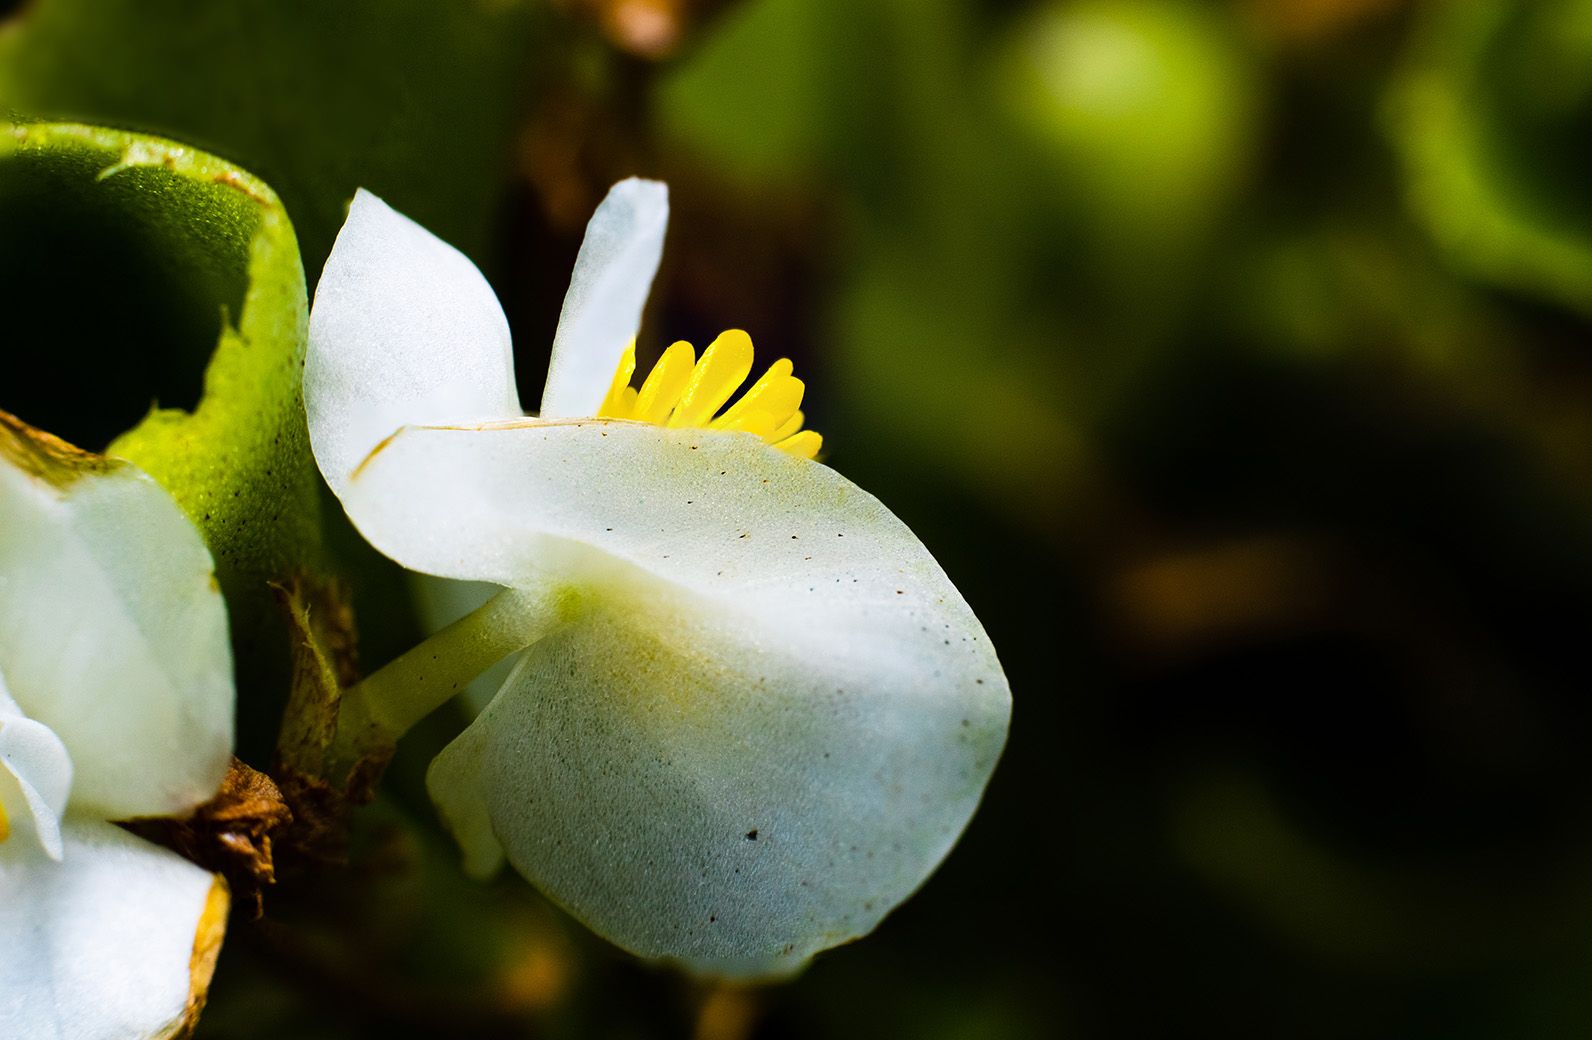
[0, 675, 72, 861]
[0, 818, 226, 1040]
[305, 189, 522, 498]
[353, 422, 1008, 976]
[0, 421, 234, 820]
[340, 420, 970, 598]
[539, 179, 669, 419]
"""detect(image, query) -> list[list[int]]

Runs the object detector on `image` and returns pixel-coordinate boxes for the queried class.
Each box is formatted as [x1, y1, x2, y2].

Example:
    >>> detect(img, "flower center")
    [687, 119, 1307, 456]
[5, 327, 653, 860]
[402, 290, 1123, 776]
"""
[595, 329, 822, 460]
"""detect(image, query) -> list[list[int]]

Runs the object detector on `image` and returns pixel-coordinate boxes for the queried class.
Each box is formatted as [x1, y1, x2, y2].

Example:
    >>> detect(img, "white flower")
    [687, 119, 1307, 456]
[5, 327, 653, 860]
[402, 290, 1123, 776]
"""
[305, 180, 1011, 978]
[0, 414, 235, 1039]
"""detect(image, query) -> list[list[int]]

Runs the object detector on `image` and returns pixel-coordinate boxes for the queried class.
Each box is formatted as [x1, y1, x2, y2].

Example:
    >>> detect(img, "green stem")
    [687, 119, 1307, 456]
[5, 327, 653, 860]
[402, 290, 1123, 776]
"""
[328, 585, 567, 778]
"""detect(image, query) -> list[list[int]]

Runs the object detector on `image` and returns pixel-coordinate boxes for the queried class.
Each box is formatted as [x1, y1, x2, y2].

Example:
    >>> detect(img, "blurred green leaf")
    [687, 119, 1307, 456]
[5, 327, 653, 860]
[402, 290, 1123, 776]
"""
[995, 0, 1259, 251]
[1389, 0, 1592, 313]
[0, 0, 548, 271]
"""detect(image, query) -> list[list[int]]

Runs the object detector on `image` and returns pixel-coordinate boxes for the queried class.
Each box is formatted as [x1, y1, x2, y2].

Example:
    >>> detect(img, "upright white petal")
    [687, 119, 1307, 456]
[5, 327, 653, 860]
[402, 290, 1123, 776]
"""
[0, 819, 227, 1040]
[0, 419, 233, 820]
[305, 189, 522, 498]
[0, 671, 72, 861]
[539, 179, 669, 418]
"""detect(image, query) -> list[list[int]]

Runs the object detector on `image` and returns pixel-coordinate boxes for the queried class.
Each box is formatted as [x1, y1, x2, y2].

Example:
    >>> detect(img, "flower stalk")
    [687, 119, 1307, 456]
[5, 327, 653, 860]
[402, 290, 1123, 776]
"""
[326, 585, 566, 775]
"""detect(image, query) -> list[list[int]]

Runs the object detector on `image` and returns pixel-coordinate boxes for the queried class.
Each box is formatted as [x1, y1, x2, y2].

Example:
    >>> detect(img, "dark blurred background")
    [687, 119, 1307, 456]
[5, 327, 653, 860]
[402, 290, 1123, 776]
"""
[6, 0, 1592, 1036]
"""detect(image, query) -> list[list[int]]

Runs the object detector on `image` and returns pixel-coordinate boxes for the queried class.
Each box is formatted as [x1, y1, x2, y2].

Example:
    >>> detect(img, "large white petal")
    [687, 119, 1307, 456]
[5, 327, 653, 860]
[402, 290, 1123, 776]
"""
[0, 818, 227, 1040]
[305, 189, 522, 499]
[0, 419, 233, 820]
[539, 179, 669, 419]
[428, 550, 1007, 978]
[349, 421, 1007, 976]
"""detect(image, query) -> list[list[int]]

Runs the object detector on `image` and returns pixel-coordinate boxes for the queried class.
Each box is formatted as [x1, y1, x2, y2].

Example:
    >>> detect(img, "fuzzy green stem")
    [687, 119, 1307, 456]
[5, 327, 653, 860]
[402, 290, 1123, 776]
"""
[332, 585, 568, 770]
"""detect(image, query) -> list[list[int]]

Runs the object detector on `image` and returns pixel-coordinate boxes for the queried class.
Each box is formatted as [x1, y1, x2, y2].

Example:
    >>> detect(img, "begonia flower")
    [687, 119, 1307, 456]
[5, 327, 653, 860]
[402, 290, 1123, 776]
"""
[0, 412, 234, 1038]
[305, 180, 1011, 978]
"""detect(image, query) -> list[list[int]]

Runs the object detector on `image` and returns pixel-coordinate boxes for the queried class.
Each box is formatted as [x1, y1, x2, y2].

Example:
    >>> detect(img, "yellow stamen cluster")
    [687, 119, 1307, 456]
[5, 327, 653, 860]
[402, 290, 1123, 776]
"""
[597, 329, 822, 460]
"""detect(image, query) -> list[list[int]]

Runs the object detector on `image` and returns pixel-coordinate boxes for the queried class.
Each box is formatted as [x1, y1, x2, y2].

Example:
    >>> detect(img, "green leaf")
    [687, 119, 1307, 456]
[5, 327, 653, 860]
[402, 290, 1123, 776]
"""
[0, 121, 321, 749]
[0, 0, 547, 272]
[1389, 0, 1592, 314]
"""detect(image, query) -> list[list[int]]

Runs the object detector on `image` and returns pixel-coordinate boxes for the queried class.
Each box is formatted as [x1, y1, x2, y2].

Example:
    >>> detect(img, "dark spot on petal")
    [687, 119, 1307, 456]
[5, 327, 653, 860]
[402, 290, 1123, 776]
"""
[745, 829, 759, 841]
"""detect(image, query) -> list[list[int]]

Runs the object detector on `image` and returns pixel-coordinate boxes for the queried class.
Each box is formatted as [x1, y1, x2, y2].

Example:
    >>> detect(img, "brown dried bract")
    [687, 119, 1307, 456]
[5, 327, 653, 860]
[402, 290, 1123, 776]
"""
[0, 408, 119, 487]
[129, 759, 293, 918]
[271, 572, 392, 865]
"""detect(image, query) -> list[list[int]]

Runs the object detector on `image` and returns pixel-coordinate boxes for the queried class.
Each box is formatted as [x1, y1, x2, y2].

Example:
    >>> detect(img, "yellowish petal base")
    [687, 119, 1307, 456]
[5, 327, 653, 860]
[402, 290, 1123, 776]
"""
[597, 331, 822, 460]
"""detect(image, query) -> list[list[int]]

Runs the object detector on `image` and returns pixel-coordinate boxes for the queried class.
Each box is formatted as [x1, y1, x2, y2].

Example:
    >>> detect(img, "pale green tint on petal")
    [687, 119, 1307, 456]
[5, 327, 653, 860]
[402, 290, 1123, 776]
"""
[305, 189, 521, 497]
[0, 433, 233, 820]
[539, 179, 669, 419]
[0, 818, 221, 1040]
[0, 672, 73, 861]
[347, 421, 1008, 976]
[427, 556, 1007, 978]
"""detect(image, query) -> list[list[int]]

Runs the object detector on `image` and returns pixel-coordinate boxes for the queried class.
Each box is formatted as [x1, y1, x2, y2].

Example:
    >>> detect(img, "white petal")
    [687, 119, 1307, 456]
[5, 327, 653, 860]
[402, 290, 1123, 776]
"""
[0, 674, 72, 861]
[428, 555, 1007, 978]
[0, 818, 227, 1040]
[305, 189, 522, 499]
[341, 420, 971, 600]
[0, 422, 234, 820]
[539, 179, 669, 419]
[367, 422, 1008, 976]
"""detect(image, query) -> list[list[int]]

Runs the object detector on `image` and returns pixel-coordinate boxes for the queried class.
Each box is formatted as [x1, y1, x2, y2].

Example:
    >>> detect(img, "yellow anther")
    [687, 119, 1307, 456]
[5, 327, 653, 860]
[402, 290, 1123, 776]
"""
[668, 330, 754, 428]
[717, 409, 781, 439]
[774, 430, 822, 460]
[599, 330, 821, 457]
[768, 410, 805, 443]
[719, 358, 792, 426]
[634, 341, 697, 423]
[712, 359, 800, 430]
[598, 340, 637, 418]
[0, 797, 10, 843]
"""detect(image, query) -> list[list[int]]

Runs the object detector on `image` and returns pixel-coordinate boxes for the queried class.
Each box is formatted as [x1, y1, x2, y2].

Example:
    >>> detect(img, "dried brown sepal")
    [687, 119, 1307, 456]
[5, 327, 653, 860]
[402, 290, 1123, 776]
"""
[272, 573, 355, 773]
[126, 759, 292, 918]
[0, 407, 119, 487]
[271, 572, 392, 865]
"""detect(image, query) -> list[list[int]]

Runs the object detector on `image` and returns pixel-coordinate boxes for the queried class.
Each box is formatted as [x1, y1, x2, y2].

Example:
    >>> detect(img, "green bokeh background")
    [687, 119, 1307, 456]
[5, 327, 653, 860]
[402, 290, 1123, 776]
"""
[6, 0, 1592, 1036]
